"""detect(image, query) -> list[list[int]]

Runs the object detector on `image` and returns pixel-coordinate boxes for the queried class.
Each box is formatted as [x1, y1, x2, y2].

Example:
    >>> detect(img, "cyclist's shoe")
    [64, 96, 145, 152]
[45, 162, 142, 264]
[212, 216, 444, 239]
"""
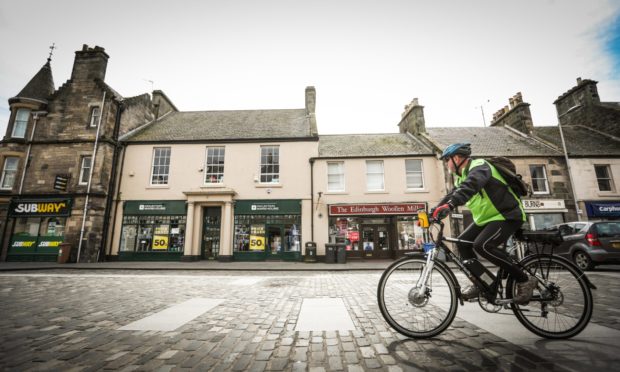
[461, 285, 480, 300]
[513, 276, 538, 305]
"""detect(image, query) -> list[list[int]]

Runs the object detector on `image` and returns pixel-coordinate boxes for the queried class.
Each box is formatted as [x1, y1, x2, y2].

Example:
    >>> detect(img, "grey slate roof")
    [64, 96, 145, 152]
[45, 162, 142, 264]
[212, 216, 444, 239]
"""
[318, 133, 434, 157]
[533, 125, 620, 156]
[426, 126, 561, 157]
[124, 109, 314, 142]
[11, 61, 55, 102]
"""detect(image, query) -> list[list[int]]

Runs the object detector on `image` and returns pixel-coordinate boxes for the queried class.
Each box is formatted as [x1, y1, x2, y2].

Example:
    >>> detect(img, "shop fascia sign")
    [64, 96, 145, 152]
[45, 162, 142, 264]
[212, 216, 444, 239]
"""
[329, 203, 426, 216]
[521, 199, 566, 211]
[9, 198, 72, 217]
[586, 201, 620, 217]
[124, 201, 187, 215]
[235, 200, 301, 215]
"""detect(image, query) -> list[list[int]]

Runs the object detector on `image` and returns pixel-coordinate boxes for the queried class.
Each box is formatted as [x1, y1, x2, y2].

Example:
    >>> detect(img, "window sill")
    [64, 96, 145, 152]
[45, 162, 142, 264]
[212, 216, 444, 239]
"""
[532, 192, 550, 196]
[597, 192, 620, 197]
[255, 183, 282, 188]
[325, 191, 347, 195]
[365, 190, 388, 194]
[201, 183, 226, 188]
[405, 188, 428, 193]
[146, 185, 170, 189]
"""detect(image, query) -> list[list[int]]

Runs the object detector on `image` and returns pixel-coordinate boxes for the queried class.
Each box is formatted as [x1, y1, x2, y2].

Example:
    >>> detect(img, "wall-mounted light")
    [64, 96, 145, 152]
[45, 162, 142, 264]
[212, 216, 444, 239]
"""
[198, 168, 204, 172]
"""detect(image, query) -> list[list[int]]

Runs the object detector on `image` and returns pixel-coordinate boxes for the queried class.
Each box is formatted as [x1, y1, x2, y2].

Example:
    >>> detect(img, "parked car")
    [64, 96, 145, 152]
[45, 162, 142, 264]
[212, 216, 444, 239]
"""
[545, 221, 620, 270]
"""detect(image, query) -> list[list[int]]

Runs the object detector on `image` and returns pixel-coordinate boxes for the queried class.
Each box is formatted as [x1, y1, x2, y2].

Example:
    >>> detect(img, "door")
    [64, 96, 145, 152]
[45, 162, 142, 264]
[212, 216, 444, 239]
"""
[266, 225, 283, 259]
[202, 207, 221, 259]
[361, 224, 391, 259]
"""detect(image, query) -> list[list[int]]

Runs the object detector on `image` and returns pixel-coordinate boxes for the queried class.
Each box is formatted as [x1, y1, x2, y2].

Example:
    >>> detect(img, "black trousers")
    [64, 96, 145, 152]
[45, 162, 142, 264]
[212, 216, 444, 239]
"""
[456, 220, 528, 283]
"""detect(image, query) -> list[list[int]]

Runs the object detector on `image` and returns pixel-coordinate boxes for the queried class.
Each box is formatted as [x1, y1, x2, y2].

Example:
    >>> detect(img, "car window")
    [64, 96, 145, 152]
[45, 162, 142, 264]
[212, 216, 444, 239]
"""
[558, 224, 574, 236]
[596, 222, 620, 238]
[574, 223, 586, 232]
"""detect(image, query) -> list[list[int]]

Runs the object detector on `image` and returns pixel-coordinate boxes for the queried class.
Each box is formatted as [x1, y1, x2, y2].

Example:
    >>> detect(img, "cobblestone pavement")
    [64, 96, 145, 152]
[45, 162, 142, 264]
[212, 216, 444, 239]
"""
[0, 269, 618, 372]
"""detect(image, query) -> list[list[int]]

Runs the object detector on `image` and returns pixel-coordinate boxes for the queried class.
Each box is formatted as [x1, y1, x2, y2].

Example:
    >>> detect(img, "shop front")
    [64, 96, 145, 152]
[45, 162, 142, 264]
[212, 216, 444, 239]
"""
[233, 200, 302, 261]
[522, 199, 568, 230]
[584, 201, 620, 220]
[6, 198, 72, 261]
[328, 202, 426, 259]
[118, 200, 187, 261]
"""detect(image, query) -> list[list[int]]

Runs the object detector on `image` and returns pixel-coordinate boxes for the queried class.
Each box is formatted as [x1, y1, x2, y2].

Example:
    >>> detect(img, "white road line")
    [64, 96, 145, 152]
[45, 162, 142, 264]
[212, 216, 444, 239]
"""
[295, 297, 357, 332]
[118, 298, 224, 332]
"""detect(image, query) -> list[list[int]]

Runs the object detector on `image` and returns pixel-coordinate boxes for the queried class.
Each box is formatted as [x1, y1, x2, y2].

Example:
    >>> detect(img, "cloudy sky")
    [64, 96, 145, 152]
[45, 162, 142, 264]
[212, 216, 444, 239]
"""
[1, 0, 619, 135]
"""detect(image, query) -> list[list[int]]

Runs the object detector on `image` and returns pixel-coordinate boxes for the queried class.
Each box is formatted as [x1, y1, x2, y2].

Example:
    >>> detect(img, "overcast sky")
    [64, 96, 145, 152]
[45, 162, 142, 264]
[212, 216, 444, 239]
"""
[1, 0, 619, 135]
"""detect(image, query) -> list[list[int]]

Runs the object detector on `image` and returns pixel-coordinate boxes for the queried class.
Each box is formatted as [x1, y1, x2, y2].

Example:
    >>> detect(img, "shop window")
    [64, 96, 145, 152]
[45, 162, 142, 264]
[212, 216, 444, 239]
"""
[594, 165, 614, 192]
[405, 159, 424, 189]
[120, 215, 185, 253]
[205, 147, 225, 184]
[1, 157, 19, 190]
[397, 216, 424, 250]
[79, 156, 92, 185]
[366, 160, 384, 191]
[11, 109, 30, 138]
[328, 217, 361, 250]
[529, 165, 549, 194]
[260, 146, 279, 183]
[89, 106, 101, 127]
[233, 214, 301, 252]
[529, 213, 564, 230]
[44, 218, 65, 237]
[327, 162, 345, 192]
[150, 147, 171, 185]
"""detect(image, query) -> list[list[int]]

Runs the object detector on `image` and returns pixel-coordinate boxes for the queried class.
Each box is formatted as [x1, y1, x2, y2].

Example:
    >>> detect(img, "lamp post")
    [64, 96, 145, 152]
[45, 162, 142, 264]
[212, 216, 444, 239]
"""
[557, 104, 582, 221]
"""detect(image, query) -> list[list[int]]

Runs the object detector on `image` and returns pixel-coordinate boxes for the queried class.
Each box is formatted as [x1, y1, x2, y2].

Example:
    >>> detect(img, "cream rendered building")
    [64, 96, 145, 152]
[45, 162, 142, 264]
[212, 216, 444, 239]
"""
[108, 87, 319, 261]
[311, 133, 448, 259]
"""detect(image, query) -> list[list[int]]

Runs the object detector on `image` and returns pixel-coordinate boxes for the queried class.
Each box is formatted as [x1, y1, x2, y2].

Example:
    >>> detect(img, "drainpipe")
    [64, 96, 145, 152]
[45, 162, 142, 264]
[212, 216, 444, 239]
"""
[98, 99, 124, 261]
[77, 91, 106, 262]
[309, 158, 315, 241]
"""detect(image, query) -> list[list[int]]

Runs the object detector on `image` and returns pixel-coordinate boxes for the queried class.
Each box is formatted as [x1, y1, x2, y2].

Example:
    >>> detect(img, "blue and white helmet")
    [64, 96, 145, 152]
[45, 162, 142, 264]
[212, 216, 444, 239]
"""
[440, 143, 471, 160]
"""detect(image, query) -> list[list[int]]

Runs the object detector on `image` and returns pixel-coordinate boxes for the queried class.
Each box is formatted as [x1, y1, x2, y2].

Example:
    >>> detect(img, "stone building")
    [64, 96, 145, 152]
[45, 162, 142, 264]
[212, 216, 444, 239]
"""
[0, 45, 175, 262]
[533, 78, 620, 220]
[401, 96, 572, 232]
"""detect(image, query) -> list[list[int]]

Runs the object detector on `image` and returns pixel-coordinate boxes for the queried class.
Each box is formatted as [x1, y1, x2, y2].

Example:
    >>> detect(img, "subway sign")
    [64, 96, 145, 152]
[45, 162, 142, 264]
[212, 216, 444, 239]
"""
[9, 198, 72, 217]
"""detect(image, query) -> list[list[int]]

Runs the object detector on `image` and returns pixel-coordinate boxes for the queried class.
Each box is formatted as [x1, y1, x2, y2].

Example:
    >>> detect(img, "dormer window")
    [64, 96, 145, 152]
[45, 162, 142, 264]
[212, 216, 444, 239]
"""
[89, 106, 101, 127]
[11, 109, 30, 138]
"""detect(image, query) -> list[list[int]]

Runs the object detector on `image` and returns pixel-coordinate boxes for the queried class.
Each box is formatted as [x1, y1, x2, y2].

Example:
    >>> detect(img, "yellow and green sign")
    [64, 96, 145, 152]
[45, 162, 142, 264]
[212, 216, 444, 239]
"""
[9, 198, 72, 217]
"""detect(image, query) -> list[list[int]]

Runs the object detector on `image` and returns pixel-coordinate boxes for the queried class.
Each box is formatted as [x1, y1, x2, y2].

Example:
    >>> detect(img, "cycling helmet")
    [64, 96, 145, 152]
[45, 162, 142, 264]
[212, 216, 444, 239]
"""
[440, 143, 471, 160]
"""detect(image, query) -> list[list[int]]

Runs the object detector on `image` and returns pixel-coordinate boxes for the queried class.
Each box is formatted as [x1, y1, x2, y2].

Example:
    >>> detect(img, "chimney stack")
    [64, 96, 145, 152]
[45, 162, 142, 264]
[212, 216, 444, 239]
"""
[489, 92, 534, 133]
[70, 44, 109, 82]
[398, 98, 426, 134]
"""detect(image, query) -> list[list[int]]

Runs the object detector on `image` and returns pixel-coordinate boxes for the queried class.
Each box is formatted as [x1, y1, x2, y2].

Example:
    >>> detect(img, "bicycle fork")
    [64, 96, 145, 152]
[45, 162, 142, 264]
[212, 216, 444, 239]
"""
[416, 248, 437, 297]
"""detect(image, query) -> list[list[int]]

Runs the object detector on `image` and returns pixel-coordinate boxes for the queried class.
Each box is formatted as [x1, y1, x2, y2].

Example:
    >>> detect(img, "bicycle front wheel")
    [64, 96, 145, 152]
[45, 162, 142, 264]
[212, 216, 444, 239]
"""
[508, 254, 593, 339]
[377, 257, 458, 338]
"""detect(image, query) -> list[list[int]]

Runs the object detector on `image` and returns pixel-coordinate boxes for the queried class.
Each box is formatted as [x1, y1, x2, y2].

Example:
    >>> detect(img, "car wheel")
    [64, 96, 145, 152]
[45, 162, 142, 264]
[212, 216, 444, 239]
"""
[573, 251, 593, 271]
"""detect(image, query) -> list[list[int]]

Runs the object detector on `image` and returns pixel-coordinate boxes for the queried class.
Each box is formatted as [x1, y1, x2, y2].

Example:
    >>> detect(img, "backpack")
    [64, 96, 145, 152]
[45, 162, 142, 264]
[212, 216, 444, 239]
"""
[484, 157, 531, 197]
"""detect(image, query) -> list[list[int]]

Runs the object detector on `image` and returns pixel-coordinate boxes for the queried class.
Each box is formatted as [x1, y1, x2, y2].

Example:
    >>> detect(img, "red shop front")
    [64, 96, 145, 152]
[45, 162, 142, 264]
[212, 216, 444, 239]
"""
[327, 202, 427, 259]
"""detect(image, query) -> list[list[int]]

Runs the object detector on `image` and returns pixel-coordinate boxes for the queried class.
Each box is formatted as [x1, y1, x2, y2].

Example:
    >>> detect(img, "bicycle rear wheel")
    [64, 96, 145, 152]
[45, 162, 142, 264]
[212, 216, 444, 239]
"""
[377, 257, 458, 338]
[507, 254, 593, 339]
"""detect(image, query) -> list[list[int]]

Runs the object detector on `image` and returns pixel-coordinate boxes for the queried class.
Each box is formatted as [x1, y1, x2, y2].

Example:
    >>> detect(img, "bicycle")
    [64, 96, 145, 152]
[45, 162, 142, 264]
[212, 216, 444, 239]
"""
[377, 211, 596, 339]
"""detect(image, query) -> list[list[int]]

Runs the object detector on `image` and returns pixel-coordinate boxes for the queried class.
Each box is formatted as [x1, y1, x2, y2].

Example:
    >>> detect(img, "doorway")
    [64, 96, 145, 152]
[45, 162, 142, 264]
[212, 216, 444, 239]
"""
[266, 225, 283, 259]
[361, 224, 391, 259]
[201, 207, 221, 260]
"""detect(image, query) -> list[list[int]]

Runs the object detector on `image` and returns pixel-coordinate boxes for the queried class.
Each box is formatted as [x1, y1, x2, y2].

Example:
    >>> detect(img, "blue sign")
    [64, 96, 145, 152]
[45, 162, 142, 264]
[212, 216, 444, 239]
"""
[585, 202, 620, 218]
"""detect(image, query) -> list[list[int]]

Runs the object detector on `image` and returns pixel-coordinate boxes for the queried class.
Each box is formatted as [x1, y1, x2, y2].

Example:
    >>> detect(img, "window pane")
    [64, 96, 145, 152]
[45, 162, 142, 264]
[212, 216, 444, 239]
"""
[1, 157, 19, 189]
[79, 156, 92, 184]
[529, 165, 548, 193]
[595, 165, 613, 192]
[151, 147, 171, 185]
[12, 109, 30, 138]
[205, 147, 225, 183]
[366, 161, 384, 191]
[405, 159, 423, 188]
[260, 146, 279, 183]
[89, 107, 101, 127]
[327, 162, 344, 191]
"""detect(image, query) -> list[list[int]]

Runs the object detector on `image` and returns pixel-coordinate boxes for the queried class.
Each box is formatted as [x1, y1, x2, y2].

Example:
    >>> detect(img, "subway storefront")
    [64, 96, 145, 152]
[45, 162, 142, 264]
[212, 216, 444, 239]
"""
[6, 198, 72, 262]
[118, 201, 187, 261]
[233, 200, 302, 261]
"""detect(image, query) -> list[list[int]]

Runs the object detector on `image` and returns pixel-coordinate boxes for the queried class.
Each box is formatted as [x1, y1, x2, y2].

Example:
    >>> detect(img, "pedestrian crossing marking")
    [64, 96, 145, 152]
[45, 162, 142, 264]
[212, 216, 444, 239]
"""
[295, 297, 356, 331]
[118, 298, 224, 332]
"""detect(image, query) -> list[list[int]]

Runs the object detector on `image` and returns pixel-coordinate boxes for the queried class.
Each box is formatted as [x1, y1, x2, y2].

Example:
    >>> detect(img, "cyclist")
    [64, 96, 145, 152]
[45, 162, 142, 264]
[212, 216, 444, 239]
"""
[431, 143, 537, 304]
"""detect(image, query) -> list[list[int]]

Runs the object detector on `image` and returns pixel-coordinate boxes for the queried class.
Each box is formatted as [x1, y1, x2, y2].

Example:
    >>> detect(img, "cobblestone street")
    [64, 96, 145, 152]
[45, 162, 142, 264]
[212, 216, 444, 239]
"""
[0, 269, 619, 371]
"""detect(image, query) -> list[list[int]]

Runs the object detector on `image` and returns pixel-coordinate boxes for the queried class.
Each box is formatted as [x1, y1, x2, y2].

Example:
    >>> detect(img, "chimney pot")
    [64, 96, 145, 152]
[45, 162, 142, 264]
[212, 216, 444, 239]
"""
[577, 77, 582, 84]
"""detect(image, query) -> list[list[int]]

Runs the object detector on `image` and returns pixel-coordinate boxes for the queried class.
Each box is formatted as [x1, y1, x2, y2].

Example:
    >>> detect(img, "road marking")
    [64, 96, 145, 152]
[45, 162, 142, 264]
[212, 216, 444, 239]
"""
[295, 297, 356, 332]
[118, 298, 224, 332]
